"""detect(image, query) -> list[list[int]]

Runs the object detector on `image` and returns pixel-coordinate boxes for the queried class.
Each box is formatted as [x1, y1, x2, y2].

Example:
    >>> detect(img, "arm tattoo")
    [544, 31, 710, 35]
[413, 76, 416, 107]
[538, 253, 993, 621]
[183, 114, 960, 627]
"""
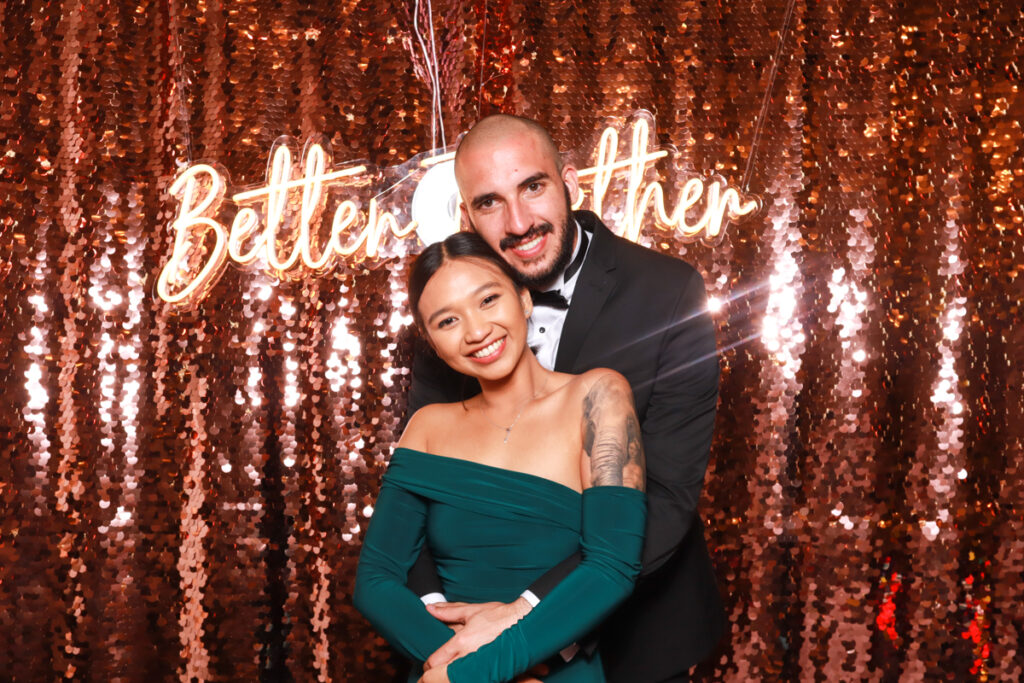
[582, 376, 646, 491]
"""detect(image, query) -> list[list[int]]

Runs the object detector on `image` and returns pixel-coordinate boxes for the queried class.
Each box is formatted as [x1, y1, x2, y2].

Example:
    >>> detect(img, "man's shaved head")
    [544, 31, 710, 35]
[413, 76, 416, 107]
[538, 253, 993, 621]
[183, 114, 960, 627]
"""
[454, 115, 563, 177]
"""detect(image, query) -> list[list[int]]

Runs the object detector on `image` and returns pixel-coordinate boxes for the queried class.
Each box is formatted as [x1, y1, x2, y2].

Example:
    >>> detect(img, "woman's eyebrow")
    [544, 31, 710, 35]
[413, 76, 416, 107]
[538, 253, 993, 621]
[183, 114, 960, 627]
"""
[426, 281, 501, 325]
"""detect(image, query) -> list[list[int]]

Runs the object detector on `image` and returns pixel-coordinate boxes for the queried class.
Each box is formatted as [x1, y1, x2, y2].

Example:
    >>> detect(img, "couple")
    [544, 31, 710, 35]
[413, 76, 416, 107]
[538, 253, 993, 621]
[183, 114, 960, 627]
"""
[354, 115, 724, 682]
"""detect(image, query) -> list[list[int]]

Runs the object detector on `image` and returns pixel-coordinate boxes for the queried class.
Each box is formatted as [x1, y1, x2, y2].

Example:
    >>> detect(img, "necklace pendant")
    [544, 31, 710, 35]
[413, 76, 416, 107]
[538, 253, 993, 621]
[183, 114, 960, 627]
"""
[503, 428, 512, 444]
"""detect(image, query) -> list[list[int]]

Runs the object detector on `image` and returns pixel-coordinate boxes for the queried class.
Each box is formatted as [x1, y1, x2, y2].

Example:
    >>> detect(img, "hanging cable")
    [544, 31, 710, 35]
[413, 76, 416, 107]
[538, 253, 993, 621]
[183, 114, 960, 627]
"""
[413, 0, 445, 151]
[426, 0, 446, 148]
[740, 0, 799, 192]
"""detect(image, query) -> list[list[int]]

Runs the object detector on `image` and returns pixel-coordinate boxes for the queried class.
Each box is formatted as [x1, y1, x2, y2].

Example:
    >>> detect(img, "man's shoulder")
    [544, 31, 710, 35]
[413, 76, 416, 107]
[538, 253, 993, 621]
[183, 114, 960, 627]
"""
[614, 236, 700, 281]
[580, 211, 700, 282]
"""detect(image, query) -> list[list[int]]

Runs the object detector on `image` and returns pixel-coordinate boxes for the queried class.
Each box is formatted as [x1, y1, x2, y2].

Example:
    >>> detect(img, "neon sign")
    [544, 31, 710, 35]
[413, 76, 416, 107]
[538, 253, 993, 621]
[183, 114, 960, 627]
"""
[157, 112, 760, 305]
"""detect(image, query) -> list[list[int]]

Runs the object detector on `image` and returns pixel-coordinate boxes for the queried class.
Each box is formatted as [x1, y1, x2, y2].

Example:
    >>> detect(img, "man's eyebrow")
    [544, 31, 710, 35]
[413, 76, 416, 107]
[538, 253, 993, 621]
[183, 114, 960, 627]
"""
[518, 172, 549, 190]
[469, 173, 551, 209]
[470, 192, 500, 210]
[425, 281, 501, 325]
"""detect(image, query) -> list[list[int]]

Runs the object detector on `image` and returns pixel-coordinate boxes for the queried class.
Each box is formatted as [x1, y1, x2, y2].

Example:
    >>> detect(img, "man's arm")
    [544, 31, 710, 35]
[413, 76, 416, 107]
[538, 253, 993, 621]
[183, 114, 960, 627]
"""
[426, 372, 646, 669]
[435, 373, 646, 683]
[635, 266, 718, 573]
[426, 267, 718, 662]
[480, 265, 718, 595]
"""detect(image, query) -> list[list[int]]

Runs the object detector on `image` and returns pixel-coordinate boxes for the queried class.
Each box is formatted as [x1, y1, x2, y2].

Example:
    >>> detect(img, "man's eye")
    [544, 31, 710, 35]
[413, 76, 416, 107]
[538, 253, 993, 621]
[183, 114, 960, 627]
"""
[527, 182, 541, 192]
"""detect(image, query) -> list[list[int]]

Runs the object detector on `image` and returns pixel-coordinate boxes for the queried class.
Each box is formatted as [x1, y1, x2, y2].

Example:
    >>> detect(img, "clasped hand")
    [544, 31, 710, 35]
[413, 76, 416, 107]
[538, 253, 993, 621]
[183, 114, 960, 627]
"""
[417, 598, 545, 682]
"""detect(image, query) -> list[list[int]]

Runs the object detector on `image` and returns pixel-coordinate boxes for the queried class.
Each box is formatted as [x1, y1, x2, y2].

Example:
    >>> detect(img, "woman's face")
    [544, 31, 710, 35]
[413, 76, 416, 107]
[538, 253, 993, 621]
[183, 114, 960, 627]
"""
[417, 257, 533, 382]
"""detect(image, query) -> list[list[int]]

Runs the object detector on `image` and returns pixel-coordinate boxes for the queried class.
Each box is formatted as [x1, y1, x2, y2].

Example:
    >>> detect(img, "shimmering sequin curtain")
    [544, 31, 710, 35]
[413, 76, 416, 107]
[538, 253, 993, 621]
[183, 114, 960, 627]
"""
[1, 0, 1022, 680]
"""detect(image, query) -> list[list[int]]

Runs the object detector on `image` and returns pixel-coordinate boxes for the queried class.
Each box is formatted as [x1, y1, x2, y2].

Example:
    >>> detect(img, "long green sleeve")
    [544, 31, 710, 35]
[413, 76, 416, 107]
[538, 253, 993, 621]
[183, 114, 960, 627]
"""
[446, 486, 646, 683]
[353, 481, 455, 664]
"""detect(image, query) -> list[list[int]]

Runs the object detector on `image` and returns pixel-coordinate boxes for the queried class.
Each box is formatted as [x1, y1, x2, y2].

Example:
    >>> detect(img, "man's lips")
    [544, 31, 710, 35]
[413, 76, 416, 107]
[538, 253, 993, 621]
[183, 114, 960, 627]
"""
[467, 336, 506, 363]
[506, 232, 547, 259]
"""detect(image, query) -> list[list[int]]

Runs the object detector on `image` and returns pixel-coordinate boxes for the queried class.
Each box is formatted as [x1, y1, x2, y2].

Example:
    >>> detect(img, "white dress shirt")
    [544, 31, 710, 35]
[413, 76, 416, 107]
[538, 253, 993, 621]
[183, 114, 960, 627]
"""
[527, 221, 590, 371]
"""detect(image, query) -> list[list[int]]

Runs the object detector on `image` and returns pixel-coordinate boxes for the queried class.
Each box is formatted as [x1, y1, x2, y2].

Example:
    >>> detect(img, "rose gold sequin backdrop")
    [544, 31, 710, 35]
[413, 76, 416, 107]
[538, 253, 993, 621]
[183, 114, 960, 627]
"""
[1, 0, 1022, 680]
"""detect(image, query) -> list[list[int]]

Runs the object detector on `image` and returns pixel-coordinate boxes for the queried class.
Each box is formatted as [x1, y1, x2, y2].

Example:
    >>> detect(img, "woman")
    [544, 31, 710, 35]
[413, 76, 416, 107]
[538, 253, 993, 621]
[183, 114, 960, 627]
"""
[354, 232, 646, 683]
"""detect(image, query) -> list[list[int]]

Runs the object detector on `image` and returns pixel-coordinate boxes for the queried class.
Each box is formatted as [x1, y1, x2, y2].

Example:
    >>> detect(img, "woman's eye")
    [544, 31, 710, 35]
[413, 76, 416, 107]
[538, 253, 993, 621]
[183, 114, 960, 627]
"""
[437, 316, 456, 329]
[482, 293, 500, 306]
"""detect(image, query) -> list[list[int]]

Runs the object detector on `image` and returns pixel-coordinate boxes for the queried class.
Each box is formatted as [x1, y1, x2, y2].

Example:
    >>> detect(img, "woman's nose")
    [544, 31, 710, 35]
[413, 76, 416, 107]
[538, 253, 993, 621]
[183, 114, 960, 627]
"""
[462, 311, 490, 343]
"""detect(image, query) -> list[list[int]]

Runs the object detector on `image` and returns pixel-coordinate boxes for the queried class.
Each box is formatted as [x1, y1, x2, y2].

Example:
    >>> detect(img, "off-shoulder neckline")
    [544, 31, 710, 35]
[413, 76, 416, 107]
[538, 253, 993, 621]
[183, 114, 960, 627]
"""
[391, 446, 583, 497]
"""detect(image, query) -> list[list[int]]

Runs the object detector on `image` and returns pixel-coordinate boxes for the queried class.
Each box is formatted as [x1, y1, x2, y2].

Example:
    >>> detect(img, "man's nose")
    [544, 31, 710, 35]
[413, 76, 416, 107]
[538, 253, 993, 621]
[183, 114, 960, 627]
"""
[505, 198, 533, 236]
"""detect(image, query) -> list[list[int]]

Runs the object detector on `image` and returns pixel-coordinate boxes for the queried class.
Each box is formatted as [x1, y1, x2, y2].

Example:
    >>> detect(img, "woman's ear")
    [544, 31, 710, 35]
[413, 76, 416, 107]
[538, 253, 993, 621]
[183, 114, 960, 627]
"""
[519, 287, 533, 319]
[425, 331, 440, 355]
[416, 324, 440, 356]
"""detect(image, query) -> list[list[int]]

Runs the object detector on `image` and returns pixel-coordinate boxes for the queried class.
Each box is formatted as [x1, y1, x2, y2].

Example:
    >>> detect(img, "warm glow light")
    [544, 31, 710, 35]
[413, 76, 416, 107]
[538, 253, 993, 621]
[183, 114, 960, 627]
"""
[158, 114, 760, 306]
[576, 118, 759, 242]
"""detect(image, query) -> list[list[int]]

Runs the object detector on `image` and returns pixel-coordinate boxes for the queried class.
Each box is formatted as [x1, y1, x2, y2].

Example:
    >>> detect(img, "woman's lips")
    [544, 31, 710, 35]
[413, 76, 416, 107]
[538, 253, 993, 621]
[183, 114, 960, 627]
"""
[468, 336, 507, 363]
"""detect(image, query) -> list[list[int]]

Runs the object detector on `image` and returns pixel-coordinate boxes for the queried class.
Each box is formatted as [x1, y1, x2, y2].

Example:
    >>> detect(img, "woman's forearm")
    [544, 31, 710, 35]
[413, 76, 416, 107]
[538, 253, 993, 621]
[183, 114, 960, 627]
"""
[354, 483, 455, 663]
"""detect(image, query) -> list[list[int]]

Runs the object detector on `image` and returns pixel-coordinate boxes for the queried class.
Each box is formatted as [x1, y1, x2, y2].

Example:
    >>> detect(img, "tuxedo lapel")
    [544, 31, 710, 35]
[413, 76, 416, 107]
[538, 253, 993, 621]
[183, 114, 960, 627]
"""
[554, 213, 618, 372]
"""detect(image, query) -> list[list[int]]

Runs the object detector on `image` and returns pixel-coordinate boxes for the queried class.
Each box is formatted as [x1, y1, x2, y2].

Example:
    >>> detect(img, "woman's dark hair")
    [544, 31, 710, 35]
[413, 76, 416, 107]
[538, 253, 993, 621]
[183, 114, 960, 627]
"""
[408, 232, 524, 329]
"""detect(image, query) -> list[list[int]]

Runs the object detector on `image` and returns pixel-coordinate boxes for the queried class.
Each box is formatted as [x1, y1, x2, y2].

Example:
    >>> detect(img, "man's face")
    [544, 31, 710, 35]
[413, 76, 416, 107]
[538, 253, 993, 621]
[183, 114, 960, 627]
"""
[455, 133, 580, 290]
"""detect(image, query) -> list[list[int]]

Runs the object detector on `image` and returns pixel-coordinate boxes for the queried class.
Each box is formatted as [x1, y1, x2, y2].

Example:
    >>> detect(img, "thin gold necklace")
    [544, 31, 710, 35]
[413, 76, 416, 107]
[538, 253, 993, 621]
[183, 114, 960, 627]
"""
[478, 379, 549, 445]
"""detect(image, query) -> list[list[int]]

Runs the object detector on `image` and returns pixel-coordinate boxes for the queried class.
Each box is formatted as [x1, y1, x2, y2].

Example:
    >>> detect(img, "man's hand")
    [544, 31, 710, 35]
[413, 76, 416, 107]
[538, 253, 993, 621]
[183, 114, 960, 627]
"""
[417, 663, 450, 683]
[418, 663, 546, 683]
[424, 598, 533, 669]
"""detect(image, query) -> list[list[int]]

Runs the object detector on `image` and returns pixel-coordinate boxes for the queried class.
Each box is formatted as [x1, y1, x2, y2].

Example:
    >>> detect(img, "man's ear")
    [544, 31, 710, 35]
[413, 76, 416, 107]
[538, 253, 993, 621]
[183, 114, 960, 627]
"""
[561, 164, 581, 205]
[458, 200, 472, 232]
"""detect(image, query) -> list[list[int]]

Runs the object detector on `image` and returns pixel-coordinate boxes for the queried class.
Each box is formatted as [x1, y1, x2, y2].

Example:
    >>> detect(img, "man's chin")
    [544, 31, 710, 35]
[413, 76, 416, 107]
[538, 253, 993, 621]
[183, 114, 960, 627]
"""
[512, 261, 560, 290]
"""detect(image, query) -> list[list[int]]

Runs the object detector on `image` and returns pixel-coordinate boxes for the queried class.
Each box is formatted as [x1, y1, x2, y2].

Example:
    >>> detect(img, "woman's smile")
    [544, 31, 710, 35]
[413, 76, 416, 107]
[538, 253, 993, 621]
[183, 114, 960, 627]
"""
[468, 336, 507, 363]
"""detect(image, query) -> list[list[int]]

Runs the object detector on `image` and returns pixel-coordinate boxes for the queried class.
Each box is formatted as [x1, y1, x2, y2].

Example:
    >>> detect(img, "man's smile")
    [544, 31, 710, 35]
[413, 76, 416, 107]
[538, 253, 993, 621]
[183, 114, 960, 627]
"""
[501, 224, 553, 261]
[508, 233, 547, 259]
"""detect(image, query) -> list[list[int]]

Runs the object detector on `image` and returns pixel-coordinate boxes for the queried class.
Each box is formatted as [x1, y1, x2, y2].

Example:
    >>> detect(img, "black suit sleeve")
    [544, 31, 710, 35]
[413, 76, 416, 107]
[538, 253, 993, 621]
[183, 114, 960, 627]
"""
[637, 267, 718, 574]
[525, 265, 719, 601]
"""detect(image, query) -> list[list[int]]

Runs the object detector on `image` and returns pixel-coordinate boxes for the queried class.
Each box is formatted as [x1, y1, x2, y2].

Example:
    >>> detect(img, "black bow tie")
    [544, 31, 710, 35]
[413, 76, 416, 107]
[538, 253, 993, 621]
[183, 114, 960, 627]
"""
[530, 289, 570, 310]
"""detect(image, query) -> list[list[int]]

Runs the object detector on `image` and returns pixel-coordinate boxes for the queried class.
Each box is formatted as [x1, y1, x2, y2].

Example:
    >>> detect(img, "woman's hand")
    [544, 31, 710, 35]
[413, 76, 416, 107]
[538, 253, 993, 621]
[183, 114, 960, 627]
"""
[425, 598, 533, 669]
[418, 663, 546, 683]
[418, 663, 450, 683]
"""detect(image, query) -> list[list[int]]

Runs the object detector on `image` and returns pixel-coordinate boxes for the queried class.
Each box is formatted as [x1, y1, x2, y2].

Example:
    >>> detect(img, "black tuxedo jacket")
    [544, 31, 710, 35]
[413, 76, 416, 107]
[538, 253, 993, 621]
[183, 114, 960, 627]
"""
[406, 211, 725, 682]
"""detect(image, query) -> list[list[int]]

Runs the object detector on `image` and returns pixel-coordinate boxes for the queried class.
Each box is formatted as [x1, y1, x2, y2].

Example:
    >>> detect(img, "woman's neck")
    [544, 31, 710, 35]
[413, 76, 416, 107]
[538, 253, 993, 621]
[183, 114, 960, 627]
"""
[476, 351, 551, 414]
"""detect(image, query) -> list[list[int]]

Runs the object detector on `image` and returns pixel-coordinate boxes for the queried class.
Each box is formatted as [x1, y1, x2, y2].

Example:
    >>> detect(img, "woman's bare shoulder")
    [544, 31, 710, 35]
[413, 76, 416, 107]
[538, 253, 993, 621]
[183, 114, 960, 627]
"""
[397, 402, 467, 451]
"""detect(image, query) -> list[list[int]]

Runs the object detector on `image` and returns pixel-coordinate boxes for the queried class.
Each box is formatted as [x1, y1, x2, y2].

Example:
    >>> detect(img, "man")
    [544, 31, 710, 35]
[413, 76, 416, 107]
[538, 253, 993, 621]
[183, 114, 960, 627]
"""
[404, 115, 724, 682]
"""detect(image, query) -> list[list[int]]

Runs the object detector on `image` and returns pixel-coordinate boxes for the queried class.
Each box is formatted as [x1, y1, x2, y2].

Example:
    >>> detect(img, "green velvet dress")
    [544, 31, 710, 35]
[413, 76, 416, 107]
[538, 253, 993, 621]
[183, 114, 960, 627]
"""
[354, 447, 646, 683]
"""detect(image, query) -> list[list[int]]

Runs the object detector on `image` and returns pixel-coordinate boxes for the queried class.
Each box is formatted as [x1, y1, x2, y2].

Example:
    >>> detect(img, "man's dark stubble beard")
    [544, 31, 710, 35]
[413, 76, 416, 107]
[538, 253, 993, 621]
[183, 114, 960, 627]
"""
[488, 183, 575, 290]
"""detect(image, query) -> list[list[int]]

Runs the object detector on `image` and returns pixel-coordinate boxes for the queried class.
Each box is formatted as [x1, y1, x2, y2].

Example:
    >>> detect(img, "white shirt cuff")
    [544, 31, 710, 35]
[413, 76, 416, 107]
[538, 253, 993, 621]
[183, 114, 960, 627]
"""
[520, 590, 580, 659]
[420, 592, 447, 606]
[519, 589, 540, 608]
